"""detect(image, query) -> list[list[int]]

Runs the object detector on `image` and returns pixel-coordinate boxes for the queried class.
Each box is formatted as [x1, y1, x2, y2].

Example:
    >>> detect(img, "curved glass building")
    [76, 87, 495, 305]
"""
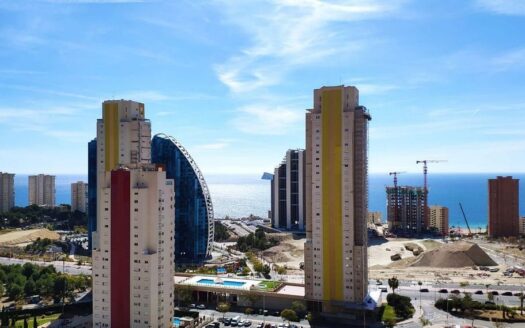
[152, 134, 214, 264]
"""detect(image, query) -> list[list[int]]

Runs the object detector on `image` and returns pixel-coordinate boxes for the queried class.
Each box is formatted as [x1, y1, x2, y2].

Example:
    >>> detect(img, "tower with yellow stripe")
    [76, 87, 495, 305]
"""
[304, 85, 371, 314]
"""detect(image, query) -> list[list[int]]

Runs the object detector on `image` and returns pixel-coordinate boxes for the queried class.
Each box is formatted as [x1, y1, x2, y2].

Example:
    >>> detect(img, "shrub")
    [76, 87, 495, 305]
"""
[281, 308, 299, 322]
[387, 293, 414, 320]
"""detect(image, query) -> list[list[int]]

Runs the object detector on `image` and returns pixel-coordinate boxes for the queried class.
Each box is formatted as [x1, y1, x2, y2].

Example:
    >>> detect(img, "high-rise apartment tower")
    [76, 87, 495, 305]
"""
[271, 149, 305, 230]
[429, 205, 449, 236]
[71, 181, 88, 213]
[488, 176, 519, 238]
[304, 85, 371, 313]
[28, 174, 55, 207]
[92, 101, 174, 328]
[0, 172, 15, 213]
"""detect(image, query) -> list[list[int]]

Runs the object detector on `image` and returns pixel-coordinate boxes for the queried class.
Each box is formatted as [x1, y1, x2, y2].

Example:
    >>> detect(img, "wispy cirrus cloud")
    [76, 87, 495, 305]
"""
[475, 0, 525, 15]
[214, 0, 408, 93]
[231, 105, 303, 135]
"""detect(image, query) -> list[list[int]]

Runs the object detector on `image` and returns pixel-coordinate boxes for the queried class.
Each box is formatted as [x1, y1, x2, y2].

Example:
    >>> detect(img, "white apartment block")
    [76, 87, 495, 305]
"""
[28, 174, 55, 207]
[71, 181, 88, 213]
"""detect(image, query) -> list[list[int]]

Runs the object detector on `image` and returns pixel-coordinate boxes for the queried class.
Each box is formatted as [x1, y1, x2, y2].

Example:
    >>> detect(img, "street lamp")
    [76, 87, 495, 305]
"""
[446, 298, 452, 326]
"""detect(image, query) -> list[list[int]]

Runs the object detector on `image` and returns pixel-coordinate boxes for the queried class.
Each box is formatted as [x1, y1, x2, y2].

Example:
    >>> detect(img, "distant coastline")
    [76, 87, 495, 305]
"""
[12, 173, 525, 229]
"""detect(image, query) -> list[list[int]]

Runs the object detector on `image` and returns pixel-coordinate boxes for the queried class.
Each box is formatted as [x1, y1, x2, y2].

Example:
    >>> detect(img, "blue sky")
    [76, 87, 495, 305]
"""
[1, 0, 525, 175]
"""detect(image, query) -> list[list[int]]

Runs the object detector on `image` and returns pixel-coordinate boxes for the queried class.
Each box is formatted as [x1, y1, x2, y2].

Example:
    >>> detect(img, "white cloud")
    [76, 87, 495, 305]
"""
[194, 142, 230, 150]
[475, 0, 525, 15]
[232, 105, 304, 135]
[42, 0, 147, 3]
[491, 48, 525, 71]
[214, 0, 407, 93]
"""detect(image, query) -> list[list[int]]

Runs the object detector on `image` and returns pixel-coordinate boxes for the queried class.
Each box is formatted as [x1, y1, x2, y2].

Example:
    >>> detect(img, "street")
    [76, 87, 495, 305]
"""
[194, 308, 310, 327]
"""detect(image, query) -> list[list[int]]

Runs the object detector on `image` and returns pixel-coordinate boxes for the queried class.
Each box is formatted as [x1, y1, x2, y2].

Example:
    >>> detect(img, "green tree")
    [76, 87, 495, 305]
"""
[54, 275, 68, 302]
[388, 277, 399, 294]
[262, 264, 271, 276]
[291, 301, 307, 314]
[281, 309, 299, 322]
[24, 278, 36, 296]
[8, 284, 23, 300]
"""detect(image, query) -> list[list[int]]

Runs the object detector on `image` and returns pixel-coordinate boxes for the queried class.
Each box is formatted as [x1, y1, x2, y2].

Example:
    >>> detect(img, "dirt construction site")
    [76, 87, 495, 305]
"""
[0, 229, 60, 247]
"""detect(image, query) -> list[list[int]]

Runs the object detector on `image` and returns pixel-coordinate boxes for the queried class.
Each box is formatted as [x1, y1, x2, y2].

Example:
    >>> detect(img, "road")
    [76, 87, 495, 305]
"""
[0, 256, 92, 275]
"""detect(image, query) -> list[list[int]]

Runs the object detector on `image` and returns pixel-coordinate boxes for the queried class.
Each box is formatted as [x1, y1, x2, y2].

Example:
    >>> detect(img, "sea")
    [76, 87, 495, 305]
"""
[13, 173, 525, 230]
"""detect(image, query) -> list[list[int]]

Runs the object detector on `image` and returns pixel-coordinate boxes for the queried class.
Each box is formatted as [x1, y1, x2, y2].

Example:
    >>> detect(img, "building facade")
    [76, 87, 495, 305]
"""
[429, 205, 449, 236]
[304, 85, 371, 313]
[386, 186, 426, 236]
[488, 176, 519, 238]
[71, 181, 88, 213]
[271, 149, 305, 231]
[0, 172, 15, 213]
[28, 174, 55, 207]
[88, 138, 97, 251]
[367, 211, 382, 225]
[92, 100, 174, 328]
[152, 134, 214, 265]
[519, 217, 525, 236]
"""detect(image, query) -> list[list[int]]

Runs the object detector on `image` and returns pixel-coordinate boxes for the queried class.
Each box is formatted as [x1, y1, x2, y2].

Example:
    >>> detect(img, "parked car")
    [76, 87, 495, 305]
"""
[439, 289, 448, 293]
[474, 290, 483, 295]
[502, 292, 513, 296]
[491, 291, 499, 295]
[514, 292, 523, 297]
[376, 280, 382, 285]
[485, 301, 495, 305]
[197, 304, 206, 309]
[380, 287, 388, 293]
[189, 304, 196, 308]
[256, 323, 263, 328]
[244, 320, 252, 327]
[420, 288, 429, 293]
[451, 290, 460, 294]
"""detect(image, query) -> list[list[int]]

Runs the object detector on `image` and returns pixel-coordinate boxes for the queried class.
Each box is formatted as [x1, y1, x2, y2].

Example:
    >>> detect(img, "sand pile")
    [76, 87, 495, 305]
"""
[0, 229, 60, 247]
[411, 241, 497, 268]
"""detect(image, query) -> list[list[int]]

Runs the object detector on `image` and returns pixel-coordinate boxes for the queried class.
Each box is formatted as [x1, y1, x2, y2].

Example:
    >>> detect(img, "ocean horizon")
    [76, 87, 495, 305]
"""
[12, 173, 525, 229]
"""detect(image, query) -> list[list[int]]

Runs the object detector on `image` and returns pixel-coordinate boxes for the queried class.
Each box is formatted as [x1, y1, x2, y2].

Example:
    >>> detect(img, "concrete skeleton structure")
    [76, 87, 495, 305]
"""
[271, 149, 305, 231]
[304, 85, 371, 314]
[428, 205, 449, 236]
[488, 176, 519, 238]
[71, 181, 88, 213]
[0, 172, 15, 213]
[28, 174, 55, 207]
[386, 186, 426, 236]
[92, 100, 174, 328]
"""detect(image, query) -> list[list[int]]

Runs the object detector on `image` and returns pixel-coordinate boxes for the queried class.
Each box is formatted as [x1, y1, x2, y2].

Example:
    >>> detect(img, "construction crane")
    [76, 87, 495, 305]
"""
[389, 171, 406, 188]
[459, 202, 473, 237]
[416, 160, 447, 228]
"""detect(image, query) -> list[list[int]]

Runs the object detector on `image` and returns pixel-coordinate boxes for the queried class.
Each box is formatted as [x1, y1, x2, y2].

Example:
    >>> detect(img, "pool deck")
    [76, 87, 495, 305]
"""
[179, 275, 261, 291]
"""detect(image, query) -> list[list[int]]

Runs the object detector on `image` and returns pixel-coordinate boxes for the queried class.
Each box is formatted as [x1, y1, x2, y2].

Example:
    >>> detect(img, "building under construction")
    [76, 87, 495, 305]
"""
[387, 186, 426, 236]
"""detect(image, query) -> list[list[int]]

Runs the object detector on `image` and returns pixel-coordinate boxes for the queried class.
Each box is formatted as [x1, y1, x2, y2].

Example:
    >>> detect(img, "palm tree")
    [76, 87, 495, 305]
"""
[388, 277, 399, 294]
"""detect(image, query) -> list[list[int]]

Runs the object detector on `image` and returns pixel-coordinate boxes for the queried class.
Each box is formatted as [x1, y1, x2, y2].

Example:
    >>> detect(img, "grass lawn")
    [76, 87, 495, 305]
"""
[258, 280, 281, 291]
[382, 304, 396, 322]
[14, 313, 61, 328]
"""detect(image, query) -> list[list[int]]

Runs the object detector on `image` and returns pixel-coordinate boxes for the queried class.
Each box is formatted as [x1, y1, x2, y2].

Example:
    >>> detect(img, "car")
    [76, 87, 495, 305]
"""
[491, 291, 499, 295]
[256, 324, 263, 328]
[224, 318, 232, 326]
[485, 301, 496, 305]
[420, 288, 429, 293]
[451, 290, 460, 294]
[244, 320, 252, 327]
[376, 280, 382, 285]
[263, 309, 268, 316]
[475, 290, 483, 295]
[206, 325, 215, 328]
[189, 304, 196, 308]
[439, 289, 448, 293]
[502, 291, 513, 296]
[380, 287, 388, 293]
[212, 323, 220, 328]
[197, 304, 206, 309]
[490, 268, 500, 272]
[514, 292, 523, 297]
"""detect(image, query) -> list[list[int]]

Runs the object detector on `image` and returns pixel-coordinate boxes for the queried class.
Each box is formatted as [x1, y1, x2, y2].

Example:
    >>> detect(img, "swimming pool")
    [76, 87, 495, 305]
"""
[172, 317, 181, 327]
[197, 278, 246, 287]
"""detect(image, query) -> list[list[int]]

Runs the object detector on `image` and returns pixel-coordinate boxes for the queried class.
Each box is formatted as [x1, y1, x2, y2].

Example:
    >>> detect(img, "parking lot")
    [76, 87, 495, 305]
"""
[192, 308, 310, 328]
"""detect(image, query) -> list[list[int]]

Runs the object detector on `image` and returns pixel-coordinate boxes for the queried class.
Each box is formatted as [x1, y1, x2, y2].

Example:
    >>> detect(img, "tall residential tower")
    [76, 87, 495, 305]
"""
[0, 172, 15, 213]
[488, 176, 519, 238]
[71, 181, 88, 213]
[271, 149, 305, 231]
[28, 174, 55, 207]
[92, 101, 174, 328]
[304, 85, 371, 313]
